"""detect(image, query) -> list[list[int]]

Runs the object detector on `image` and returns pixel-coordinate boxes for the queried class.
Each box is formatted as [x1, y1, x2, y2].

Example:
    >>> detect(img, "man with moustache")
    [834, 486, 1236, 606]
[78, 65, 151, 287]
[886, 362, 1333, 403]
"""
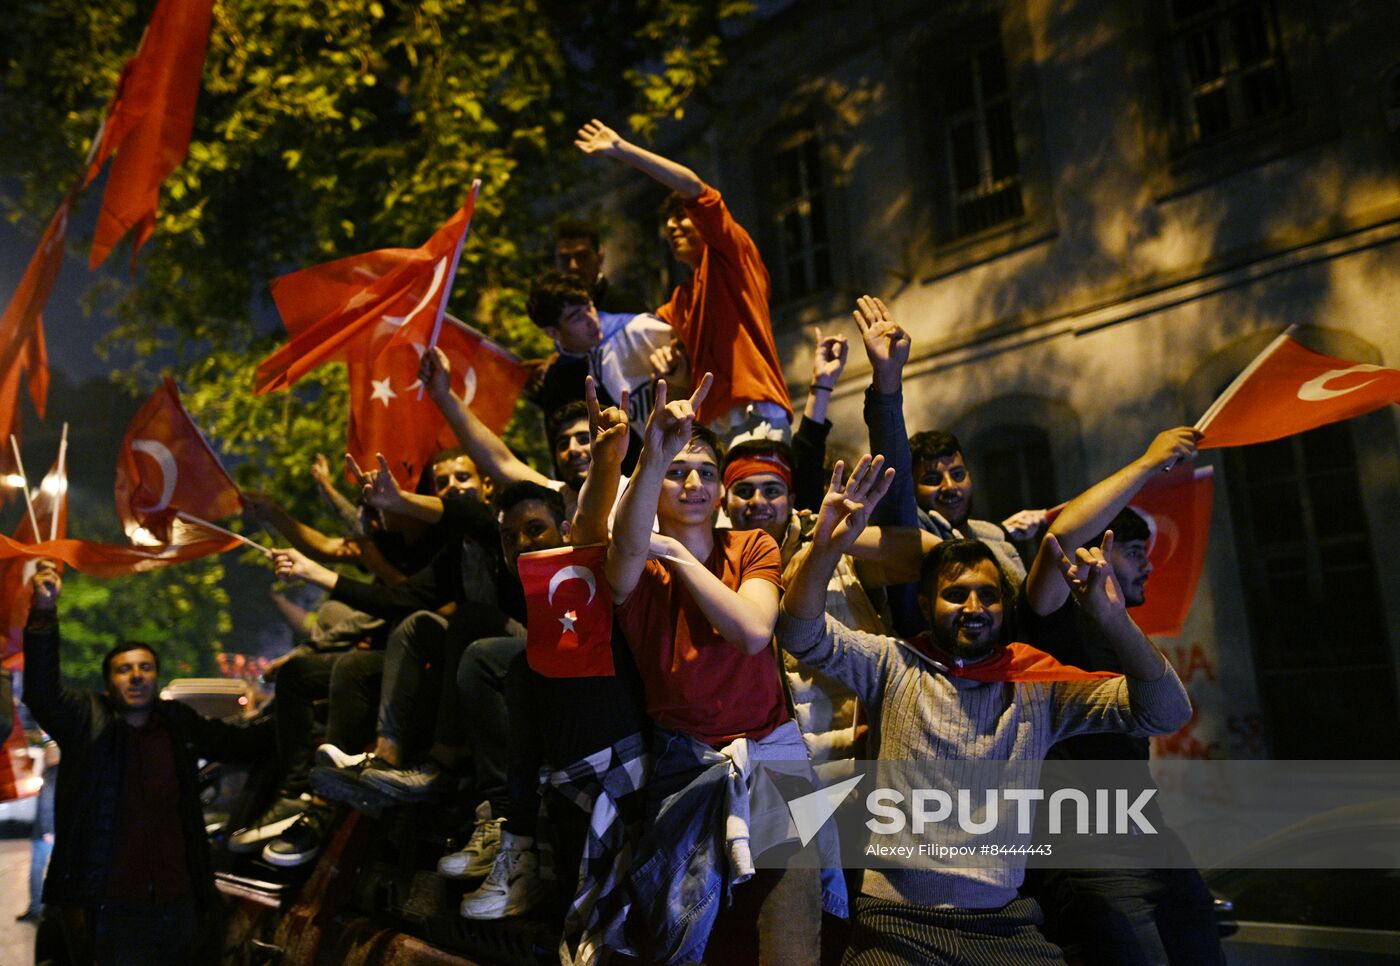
[22, 563, 273, 964]
[778, 459, 1192, 964]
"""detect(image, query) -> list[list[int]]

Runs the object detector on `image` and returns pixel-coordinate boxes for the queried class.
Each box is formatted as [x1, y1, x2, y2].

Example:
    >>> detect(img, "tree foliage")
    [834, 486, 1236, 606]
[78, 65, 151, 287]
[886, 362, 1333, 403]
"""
[0, 0, 751, 660]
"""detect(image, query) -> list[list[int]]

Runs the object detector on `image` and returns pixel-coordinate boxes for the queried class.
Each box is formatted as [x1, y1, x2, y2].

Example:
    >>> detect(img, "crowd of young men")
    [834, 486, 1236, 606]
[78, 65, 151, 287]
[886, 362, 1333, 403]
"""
[23, 119, 1223, 965]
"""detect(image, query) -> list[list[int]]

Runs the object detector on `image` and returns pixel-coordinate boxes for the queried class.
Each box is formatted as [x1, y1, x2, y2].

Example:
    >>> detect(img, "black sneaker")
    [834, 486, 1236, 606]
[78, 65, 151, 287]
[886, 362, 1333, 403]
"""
[309, 756, 398, 816]
[262, 804, 334, 868]
[362, 759, 448, 803]
[229, 793, 311, 853]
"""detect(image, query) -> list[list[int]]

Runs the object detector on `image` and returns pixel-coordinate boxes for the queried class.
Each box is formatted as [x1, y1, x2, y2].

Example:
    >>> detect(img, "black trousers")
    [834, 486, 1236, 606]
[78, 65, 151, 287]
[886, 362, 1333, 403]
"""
[273, 648, 381, 794]
[843, 895, 1066, 966]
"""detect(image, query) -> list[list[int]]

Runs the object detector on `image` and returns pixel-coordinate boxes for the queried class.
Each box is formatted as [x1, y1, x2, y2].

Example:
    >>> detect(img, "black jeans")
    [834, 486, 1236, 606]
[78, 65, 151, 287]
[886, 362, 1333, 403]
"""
[274, 649, 381, 794]
[79, 897, 200, 965]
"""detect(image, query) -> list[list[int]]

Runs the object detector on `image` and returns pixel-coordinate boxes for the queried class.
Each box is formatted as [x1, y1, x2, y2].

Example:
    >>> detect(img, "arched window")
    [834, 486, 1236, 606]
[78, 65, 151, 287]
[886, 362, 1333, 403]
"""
[968, 422, 1058, 524]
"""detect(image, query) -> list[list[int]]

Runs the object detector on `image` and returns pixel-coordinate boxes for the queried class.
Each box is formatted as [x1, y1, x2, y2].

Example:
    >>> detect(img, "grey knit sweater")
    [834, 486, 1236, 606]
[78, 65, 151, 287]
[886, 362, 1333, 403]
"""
[777, 609, 1192, 910]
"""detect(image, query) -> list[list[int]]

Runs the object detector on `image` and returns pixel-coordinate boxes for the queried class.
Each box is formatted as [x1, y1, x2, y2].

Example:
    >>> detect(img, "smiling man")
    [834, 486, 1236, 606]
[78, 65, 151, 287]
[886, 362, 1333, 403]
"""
[22, 564, 273, 964]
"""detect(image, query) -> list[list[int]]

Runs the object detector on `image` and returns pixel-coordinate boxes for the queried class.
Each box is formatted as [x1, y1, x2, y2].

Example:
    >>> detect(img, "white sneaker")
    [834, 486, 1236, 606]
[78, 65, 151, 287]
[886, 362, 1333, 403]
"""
[315, 743, 369, 769]
[459, 832, 547, 919]
[438, 802, 504, 879]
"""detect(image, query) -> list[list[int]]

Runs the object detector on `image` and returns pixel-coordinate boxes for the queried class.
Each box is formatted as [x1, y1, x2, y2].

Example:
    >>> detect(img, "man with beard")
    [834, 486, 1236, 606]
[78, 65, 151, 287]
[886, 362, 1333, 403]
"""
[22, 564, 273, 963]
[1019, 428, 1223, 966]
[777, 459, 1192, 965]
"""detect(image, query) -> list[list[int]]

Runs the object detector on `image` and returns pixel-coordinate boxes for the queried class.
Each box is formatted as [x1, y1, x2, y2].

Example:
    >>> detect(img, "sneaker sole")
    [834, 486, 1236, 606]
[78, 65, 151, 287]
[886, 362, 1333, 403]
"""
[359, 770, 439, 803]
[261, 843, 321, 868]
[437, 854, 495, 880]
[460, 883, 548, 920]
[310, 766, 395, 817]
[229, 812, 307, 853]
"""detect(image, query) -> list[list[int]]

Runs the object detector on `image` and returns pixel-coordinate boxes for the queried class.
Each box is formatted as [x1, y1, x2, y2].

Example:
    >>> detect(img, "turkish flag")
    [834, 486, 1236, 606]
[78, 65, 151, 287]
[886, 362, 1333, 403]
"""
[0, 527, 238, 580]
[1126, 464, 1215, 638]
[1197, 334, 1400, 449]
[115, 378, 242, 545]
[0, 455, 68, 669]
[346, 314, 528, 489]
[0, 196, 70, 478]
[519, 544, 615, 678]
[82, 0, 214, 268]
[254, 187, 478, 395]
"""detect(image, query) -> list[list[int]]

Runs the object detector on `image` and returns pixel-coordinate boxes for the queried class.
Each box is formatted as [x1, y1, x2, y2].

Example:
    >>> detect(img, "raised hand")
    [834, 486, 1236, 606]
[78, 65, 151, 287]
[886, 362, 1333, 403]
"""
[641, 372, 713, 463]
[311, 453, 334, 488]
[851, 295, 911, 393]
[30, 562, 61, 611]
[811, 455, 896, 554]
[811, 325, 849, 390]
[586, 375, 631, 469]
[1045, 531, 1127, 622]
[360, 454, 408, 513]
[1141, 427, 1203, 472]
[418, 346, 453, 404]
[648, 339, 685, 380]
[575, 118, 624, 157]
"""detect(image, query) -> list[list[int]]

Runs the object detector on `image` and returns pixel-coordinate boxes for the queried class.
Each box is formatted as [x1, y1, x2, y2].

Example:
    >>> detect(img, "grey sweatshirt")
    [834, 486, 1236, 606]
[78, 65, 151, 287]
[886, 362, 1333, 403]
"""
[777, 609, 1192, 910]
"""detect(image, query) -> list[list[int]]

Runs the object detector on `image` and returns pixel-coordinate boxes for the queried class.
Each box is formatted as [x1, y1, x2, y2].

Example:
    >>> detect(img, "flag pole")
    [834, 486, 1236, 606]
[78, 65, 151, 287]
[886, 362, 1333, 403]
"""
[419, 180, 481, 400]
[1194, 325, 1298, 435]
[174, 511, 273, 556]
[50, 422, 69, 541]
[8, 435, 41, 538]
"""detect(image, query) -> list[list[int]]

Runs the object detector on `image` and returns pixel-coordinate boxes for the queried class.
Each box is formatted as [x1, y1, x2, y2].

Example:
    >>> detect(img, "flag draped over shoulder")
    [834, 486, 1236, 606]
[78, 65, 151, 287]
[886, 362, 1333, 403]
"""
[1126, 464, 1214, 638]
[82, 0, 215, 269]
[254, 189, 478, 395]
[519, 544, 615, 678]
[115, 378, 243, 545]
[1197, 333, 1400, 449]
[345, 314, 528, 488]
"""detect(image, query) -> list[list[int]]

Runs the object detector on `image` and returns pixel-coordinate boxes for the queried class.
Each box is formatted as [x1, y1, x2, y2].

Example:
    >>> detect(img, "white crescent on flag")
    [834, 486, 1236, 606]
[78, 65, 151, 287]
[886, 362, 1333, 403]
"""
[547, 565, 597, 608]
[381, 256, 448, 329]
[130, 439, 179, 513]
[461, 366, 478, 407]
[1296, 364, 1386, 402]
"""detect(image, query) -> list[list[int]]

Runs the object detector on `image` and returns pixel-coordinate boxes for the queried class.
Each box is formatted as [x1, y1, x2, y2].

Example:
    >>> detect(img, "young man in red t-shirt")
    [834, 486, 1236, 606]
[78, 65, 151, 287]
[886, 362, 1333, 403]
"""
[603, 373, 825, 964]
[576, 118, 793, 444]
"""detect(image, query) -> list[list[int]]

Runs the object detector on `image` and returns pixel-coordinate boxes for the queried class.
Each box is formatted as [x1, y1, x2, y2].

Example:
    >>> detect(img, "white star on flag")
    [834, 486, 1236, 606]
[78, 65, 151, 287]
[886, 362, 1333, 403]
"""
[370, 377, 397, 407]
[558, 609, 579, 633]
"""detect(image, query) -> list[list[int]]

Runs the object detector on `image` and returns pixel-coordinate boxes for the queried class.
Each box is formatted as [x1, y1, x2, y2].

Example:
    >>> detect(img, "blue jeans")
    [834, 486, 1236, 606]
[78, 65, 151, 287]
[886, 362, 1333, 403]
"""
[27, 836, 53, 914]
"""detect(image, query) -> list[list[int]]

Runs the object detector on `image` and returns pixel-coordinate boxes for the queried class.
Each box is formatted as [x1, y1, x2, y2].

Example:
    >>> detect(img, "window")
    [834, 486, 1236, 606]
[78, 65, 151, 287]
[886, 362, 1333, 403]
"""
[968, 424, 1057, 523]
[770, 126, 833, 301]
[1163, 0, 1291, 146]
[936, 30, 1025, 237]
[1224, 422, 1398, 758]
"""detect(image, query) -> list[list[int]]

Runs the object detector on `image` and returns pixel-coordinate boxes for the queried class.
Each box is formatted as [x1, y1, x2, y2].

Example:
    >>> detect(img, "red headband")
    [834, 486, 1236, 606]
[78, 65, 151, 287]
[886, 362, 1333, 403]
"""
[723, 454, 793, 491]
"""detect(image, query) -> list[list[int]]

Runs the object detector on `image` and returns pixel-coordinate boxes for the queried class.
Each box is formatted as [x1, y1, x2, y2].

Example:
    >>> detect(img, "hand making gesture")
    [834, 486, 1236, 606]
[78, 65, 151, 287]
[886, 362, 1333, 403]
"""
[586, 375, 631, 469]
[641, 372, 714, 464]
[811, 325, 849, 391]
[575, 119, 625, 158]
[1044, 531, 1128, 623]
[852, 295, 911, 394]
[811, 455, 896, 556]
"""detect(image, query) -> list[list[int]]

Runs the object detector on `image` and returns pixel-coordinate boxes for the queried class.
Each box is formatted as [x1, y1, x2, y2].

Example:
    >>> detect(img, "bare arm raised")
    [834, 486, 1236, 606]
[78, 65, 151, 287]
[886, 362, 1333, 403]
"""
[575, 119, 704, 200]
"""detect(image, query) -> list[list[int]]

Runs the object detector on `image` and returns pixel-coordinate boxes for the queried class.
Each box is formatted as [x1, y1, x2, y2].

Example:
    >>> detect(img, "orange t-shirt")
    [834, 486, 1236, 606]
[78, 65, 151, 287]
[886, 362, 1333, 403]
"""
[655, 186, 793, 426]
[615, 528, 789, 747]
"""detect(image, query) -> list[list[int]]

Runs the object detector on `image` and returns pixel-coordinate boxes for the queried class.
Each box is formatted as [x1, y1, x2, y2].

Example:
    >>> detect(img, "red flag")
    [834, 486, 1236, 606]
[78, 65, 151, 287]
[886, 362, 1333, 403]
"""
[115, 378, 242, 545]
[1, 455, 68, 668]
[82, 0, 214, 268]
[0, 197, 70, 475]
[345, 314, 528, 488]
[0, 528, 238, 580]
[254, 189, 478, 394]
[519, 544, 615, 678]
[1197, 333, 1400, 449]
[1125, 464, 1214, 638]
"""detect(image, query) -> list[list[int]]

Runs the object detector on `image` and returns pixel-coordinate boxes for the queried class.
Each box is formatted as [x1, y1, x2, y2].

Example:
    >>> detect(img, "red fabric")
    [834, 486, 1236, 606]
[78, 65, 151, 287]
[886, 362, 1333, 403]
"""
[519, 543, 615, 678]
[0, 196, 70, 475]
[909, 634, 1117, 682]
[722, 453, 793, 491]
[1126, 464, 1214, 637]
[1, 455, 68, 667]
[82, 0, 214, 269]
[1199, 336, 1400, 449]
[0, 531, 238, 579]
[114, 378, 242, 545]
[0, 718, 25, 802]
[344, 314, 528, 489]
[654, 187, 792, 426]
[615, 529, 788, 747]
[254, 188, 477, 395]
[105, 716, 190, 899]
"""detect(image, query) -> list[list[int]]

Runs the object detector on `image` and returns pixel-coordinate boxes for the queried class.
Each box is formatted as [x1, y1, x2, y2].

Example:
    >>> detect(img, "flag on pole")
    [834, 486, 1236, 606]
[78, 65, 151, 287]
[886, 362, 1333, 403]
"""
[82, 0, 215, 269]
[254, 188, 479, 395]
[114, 378, 243, 545]
[1, 454, 68, 667]
[1196, 330, 1400, 449]
[519, 544, 615, 678]
[344, 313, 528, 488]
[1126, 464, 1215, 638]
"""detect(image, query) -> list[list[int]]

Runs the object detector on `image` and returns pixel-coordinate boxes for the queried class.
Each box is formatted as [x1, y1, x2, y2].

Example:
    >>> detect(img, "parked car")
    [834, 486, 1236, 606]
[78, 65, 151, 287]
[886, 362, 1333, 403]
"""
[1205, 800, 1400, 965]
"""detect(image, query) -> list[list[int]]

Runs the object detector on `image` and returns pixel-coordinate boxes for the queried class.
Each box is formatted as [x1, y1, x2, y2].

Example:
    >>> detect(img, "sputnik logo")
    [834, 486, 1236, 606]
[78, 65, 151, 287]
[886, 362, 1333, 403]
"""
[784, 774, 864, 846]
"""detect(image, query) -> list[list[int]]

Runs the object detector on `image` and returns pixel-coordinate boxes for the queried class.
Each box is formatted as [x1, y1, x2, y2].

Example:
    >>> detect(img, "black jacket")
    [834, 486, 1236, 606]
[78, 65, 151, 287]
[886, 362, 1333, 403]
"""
[22, 612, 274, 907]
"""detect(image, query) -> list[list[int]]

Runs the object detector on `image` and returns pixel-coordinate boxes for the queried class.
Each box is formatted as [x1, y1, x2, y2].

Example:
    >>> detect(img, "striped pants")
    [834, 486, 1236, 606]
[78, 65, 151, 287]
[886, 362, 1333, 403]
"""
[843, 895, 1065, 965]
